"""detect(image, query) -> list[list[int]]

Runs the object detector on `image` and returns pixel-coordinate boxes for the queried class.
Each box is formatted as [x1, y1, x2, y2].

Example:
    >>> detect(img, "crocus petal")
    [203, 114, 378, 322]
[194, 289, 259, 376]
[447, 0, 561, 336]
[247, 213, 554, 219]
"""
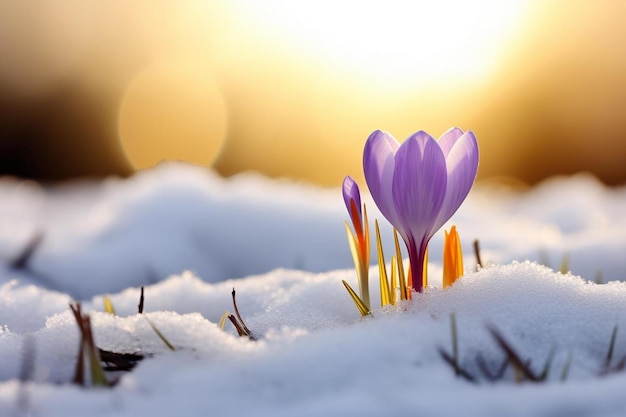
[342, 176, 361, 218]
[434, 130, 479, 231]
[363, 130, 402, 231]
[437, 127, 465, 156]
[391, 131, 447, 243]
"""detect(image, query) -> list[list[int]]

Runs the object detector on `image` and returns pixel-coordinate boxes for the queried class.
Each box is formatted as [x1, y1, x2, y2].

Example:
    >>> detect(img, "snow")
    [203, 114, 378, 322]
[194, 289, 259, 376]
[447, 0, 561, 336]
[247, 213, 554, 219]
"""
[1, 163, 626, 417]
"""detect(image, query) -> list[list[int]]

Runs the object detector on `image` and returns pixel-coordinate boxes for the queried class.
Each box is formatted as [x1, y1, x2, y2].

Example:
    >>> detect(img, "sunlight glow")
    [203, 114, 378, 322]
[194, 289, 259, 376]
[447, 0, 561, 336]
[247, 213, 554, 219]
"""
[117, 63, 228, 171]
[235, 0, 528, 88]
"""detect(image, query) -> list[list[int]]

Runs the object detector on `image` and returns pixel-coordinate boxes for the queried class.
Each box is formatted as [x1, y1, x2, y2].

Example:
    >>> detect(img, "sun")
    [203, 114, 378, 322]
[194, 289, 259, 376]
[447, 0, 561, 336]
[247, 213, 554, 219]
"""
[232, 0, 528, 89]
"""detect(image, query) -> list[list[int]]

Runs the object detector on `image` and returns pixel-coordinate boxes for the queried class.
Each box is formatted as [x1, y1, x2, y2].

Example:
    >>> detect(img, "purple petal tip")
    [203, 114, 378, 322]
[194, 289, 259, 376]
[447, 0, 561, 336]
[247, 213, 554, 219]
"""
[342, 176, 361, 216]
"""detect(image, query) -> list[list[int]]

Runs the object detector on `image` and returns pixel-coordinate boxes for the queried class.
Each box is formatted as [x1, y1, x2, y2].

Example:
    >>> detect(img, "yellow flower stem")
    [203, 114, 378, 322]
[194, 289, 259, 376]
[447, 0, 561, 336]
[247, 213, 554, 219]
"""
[345, 222, 370, 309]
[393, 229, 407, 301]
[375, 220, 391, 306]
[342, 280, 371, 316]
[360, 204, 370, 267]
[391, 255, 398, 305]
[406, 267, 413, 300]
[423, 246, 429, 289]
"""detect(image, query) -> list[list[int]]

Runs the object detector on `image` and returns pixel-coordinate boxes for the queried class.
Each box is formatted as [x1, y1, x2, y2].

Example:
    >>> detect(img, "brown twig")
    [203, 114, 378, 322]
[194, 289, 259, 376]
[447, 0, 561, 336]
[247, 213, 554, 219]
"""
[473, 239, 483, 269]
[138, 286, 145, 314]
[231, 288, 255, 340]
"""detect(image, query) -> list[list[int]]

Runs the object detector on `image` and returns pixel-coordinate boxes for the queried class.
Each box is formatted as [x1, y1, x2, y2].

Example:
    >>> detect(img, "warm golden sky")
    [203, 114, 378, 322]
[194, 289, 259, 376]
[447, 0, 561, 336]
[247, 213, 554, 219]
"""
[1, 0, 625, 185]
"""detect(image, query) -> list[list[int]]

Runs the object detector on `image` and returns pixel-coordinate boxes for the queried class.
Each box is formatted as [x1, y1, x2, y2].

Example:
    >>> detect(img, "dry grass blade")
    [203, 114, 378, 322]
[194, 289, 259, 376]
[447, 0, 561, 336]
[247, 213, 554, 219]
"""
[560, 352, 573, 382]
[610, 356, 626, 372]
[558, 252, 570, 274]
[438, 313, 477, 382]
[604, 325, 618, 369]
[69, 302, 110, 387]
[83, 315, 109, 386]
[10, 232, 44, 270]
[537, 347, 556, 381]
[476, 353, 508, 381]
[599, 326, 626, 375]
[450, 313, 459, 373]
[69, 303, 86, 385]
[135, 287, 175, 350]
[437, 347, 476, 383]
[218, 311, 230, 330]
[103, 295, 116, 315]
[16, 334, 36, 416]
[487, 325, 539, 382]
[143, 316, 176, 351]
[18, 335, 36, 383]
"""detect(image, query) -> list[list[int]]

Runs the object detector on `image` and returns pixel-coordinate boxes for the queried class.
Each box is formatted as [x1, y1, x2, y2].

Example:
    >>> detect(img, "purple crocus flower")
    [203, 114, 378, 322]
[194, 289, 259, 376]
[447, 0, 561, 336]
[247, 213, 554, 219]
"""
[363, 128, 479, 293]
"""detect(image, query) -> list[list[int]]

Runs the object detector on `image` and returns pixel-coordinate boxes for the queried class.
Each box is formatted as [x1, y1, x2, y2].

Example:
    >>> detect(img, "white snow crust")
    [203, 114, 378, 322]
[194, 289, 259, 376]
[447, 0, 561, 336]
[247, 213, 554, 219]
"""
[0, 163, 625, 417]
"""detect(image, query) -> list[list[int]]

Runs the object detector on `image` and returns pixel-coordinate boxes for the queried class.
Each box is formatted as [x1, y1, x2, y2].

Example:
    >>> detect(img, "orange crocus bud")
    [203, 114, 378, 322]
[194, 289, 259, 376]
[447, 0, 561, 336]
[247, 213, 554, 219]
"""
[443, 226, 464, 288]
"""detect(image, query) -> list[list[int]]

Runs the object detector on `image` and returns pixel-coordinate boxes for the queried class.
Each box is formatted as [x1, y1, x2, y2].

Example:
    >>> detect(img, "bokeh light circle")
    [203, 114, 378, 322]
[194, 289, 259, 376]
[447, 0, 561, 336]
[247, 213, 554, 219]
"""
[117, 63, 228, 170]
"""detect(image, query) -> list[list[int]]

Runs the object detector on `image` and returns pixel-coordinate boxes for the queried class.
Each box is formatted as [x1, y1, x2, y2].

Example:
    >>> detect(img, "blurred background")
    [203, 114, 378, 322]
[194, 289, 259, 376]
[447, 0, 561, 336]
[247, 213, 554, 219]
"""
[1, 0, 625, 187]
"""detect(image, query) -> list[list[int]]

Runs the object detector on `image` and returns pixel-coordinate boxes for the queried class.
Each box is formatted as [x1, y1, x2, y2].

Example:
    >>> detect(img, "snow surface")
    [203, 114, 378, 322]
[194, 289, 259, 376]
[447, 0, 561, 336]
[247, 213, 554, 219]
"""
[0, 163, 626, 417]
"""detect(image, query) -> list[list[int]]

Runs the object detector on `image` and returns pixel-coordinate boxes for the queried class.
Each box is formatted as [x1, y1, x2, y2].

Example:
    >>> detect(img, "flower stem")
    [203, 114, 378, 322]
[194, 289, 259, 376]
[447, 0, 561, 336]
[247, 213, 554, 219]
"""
[406, 237, 428, 293]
